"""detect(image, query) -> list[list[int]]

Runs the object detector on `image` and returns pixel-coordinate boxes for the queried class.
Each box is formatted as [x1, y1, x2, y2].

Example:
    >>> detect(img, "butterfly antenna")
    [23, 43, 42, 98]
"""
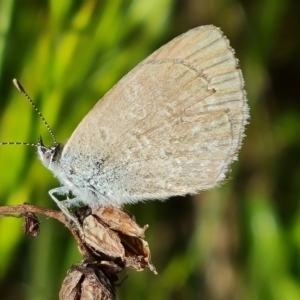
[0, 141, 37, 147]
[12, 79, 57, 145]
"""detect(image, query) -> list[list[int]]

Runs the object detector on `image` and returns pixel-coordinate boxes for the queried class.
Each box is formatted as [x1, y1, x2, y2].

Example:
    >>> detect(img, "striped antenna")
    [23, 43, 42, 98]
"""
[0, 79, 57, 147]
[0, 141, 37, 146]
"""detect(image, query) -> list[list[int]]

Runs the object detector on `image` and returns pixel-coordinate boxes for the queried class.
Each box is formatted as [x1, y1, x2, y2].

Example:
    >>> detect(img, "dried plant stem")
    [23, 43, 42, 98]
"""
[0, 203, 154, 299]
[0, 203, 64, 222]
[0, 203, 91, 258]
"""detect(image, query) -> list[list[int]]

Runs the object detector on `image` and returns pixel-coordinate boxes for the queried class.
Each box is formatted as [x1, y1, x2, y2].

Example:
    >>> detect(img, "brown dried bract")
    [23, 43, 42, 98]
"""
[22, 212, 40, 237]
[91, 206, 148, 237]
[120, 232, 156, 273]
[83, 214, 125, 259]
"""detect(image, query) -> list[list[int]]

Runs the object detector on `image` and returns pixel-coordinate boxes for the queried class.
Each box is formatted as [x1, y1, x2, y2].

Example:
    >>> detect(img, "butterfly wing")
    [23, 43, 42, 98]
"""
[61, 25, 249, 205]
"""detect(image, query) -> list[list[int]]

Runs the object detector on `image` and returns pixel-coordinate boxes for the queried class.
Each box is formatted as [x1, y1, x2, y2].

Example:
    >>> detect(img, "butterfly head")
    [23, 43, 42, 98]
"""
[37, 136, 63, 171]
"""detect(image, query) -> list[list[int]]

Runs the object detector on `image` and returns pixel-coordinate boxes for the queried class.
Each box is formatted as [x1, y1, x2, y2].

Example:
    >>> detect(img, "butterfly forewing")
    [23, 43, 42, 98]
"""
[61, 25, 248, 205]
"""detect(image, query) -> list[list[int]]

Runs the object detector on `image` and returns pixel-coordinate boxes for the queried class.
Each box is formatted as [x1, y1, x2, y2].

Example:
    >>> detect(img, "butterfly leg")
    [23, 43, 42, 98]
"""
[49, 187, 83, 233]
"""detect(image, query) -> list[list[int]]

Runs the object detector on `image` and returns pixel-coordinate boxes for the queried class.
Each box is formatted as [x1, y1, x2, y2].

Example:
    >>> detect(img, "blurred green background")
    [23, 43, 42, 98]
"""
[0, 0, 299, 299]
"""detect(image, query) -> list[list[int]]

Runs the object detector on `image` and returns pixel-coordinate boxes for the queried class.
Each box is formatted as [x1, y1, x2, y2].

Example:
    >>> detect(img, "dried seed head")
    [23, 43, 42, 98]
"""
[59, 264, 116, 300]
[80, 206, 156, 273]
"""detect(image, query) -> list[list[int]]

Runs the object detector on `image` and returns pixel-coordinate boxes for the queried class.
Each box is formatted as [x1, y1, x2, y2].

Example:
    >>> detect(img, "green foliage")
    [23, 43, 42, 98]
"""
[0, 0, 299, 299]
